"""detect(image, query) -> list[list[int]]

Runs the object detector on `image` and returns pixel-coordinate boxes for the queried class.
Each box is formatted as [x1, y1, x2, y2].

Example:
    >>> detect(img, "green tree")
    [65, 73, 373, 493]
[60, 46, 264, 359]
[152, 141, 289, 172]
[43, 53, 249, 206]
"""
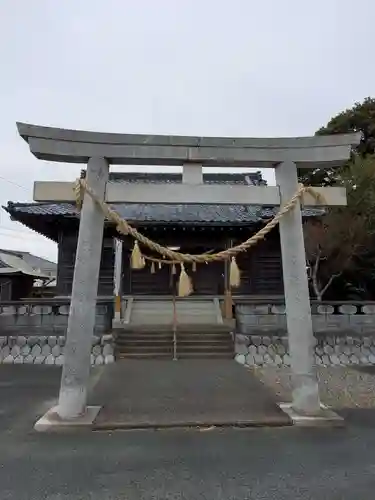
[299, 97, 375, 186]
[317, 97, 375, 156]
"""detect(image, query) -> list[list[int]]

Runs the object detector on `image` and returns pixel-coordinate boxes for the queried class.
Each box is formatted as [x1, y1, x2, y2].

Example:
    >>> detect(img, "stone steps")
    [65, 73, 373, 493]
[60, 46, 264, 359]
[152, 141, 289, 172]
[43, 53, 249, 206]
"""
[115, 298, 233, 359]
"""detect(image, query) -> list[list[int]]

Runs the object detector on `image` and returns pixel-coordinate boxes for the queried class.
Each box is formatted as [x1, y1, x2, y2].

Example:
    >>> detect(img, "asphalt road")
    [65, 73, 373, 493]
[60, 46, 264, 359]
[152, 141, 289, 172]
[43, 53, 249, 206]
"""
[1, 365, 375, 499]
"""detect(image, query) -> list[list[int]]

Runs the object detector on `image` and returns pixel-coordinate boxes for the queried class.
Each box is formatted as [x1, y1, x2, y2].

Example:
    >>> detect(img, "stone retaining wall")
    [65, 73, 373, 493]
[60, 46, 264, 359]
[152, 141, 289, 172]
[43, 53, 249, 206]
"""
[0, 334, 114, 365]
[236, 302, 375, 335]
[0, 301, 114, 365]
[0, 302, 112, 336]
[235, 302, 375, 367]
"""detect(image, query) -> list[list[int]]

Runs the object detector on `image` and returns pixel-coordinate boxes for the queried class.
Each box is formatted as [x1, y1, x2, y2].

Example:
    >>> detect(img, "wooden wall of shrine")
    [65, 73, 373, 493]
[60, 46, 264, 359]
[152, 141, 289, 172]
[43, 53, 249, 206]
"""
[56, 225, 284, 297]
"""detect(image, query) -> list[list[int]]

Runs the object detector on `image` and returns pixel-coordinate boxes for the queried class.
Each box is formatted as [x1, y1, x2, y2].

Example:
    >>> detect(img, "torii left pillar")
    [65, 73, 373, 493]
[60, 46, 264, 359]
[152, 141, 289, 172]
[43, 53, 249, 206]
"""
[57, 157, 109, 419]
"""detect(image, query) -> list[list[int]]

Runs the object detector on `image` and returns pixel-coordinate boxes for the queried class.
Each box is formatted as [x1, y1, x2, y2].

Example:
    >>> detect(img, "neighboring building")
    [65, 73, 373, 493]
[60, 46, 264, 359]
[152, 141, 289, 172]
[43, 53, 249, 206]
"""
[0, 249, 56, 300]
[3, 172, 322, 299]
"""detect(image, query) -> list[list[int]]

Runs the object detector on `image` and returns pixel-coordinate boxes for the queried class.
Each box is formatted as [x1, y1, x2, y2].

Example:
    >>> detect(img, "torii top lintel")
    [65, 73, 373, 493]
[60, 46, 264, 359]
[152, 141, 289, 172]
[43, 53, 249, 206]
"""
[17, 122, 360, 168]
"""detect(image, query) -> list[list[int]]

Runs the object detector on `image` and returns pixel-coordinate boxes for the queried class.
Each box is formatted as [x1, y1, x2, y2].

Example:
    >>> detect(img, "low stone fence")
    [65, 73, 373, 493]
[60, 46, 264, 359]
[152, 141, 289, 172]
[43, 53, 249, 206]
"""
[235, 301, 375, 367]
[0, 299, 114, 365]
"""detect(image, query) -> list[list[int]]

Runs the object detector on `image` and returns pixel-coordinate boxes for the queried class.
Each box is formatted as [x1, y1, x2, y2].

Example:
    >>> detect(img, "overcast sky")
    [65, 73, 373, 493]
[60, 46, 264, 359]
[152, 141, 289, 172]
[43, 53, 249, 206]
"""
[0, 0, 374, 262]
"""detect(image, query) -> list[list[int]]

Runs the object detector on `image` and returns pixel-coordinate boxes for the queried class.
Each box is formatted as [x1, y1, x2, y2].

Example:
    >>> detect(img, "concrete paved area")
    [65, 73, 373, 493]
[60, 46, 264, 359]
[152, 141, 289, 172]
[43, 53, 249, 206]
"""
[91, 360, 291, 428]
[2, 365, 375, 499]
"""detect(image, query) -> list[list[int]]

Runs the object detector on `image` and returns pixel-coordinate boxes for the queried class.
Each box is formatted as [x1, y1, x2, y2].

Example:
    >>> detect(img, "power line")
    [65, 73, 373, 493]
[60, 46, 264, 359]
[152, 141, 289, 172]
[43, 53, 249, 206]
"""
[0, 225, 34, 234]
[0, 231, 48, 241]
[0, 175, 29, 192]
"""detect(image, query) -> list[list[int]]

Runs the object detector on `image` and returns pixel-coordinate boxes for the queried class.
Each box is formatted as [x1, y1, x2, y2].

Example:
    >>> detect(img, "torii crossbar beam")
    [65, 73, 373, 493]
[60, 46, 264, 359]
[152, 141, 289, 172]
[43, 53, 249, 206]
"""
[17, 122, 360, 429]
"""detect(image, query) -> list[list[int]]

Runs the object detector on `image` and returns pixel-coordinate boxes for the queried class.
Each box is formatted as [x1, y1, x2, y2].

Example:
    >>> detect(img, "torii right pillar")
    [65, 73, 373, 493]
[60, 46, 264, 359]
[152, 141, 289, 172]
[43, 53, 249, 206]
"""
[276, 161, 320, 415]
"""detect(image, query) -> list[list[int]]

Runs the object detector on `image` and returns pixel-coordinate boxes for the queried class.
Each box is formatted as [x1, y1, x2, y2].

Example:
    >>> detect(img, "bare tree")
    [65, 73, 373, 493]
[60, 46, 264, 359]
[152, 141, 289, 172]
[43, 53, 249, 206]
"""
[304, 156, 375, 301]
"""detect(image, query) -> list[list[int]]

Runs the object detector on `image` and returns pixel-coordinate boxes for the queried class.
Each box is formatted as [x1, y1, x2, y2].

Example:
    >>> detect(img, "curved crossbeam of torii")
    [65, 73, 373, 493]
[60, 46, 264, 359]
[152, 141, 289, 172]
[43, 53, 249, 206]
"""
[17, 122, 360, 428]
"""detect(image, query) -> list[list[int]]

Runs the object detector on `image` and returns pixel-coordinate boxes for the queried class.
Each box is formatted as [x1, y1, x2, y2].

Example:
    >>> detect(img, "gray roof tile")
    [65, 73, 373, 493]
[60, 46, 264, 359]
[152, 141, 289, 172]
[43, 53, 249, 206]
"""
[5, 201, 323, 224]
[3, 172, 323, 226]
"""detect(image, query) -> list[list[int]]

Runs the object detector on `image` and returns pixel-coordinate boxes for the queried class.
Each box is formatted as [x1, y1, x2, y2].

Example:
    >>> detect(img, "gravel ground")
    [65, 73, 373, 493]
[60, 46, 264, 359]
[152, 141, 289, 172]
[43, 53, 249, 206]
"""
[253, 365, 375, 408]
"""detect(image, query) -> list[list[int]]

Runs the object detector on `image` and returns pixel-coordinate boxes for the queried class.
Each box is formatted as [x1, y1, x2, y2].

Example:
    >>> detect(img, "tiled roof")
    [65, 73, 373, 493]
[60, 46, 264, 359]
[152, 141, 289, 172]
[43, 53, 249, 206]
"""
[106, 171, 267, 185]
[5, 201, 323, 224]
[3, 172, 323, 227]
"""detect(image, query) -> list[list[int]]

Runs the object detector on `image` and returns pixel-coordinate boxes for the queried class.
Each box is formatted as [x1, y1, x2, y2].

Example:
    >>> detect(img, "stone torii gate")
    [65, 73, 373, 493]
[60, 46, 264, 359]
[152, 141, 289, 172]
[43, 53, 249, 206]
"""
[17, 122, 359, 427]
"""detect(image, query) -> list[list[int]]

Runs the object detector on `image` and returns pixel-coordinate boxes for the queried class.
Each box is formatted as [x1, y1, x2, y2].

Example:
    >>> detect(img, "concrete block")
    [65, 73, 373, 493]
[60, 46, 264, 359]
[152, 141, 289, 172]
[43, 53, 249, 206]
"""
[349, 315, 375, 327]
[51, 345, 61, 357]
[92, 345, 102, 356]
[2, 355, 14, 364]
[315, 346, 324, 356]
[363, 337, 372, 347]
[26, 336, 39, 346]
[321, 355, 330, 365]
[15, 336, 27, 347]
[326, 315, 349, 328]
[34, 405, 101, 432]
[245, 354, 256, 366]
[13, 356, 23, 364]
[362, 305, 375, 314]
[32, 305, 52, 315]
[237, 315, 259, 326]
[104, 354, 115, 364]
[45, 354, 55, 365]
[262, 336, 271, 346]
[235, 354, 245, 365]
[0, 316, 17, 326]
[250, 335, 262, 346]
[55, 355, 64, 365]
[338, 304, 357, 315]
[263, 353, 273, 364]
[248, 345, 257, 355]
[239, 304, 270, 315]
[274, 354, 283, 365]
[42, 345, 51, 356]
[40, 315, 56, 327]
[24, 354, 35, 364]
[312, 316, 329, 332]
[323, 345, 334, 355]
[317, 305, 334, 315]
[48, 336, 57, 347]
[254, 354, 264, 365]
[14, 315, 42, 328]
[257, 345, 268, 355]
[339, 354, 348, 364]
[58, 305, 70, 315]
[257, 315, 281, 326]
[95, 354, 104, 365]
[1, 306, 16, 315]
[329, 354, 340, 365]
[17, 306, 28, 315]
[0, 336, 6, 347]
[102, 344, 114, 356]
[276, 344, 286, 356]
[31, 345, 42, 357]
[21, 345, 31, 356]
[91, 335, 101, 346]
[33, 356, 46, 364]
[95, 305, 108, 315]
[57, 335, 66, 346]
[1, 345, 10, 358]
[270, 305, 286, 314]
[235, 343, 248, 355]
[10, 345, 21, 357]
